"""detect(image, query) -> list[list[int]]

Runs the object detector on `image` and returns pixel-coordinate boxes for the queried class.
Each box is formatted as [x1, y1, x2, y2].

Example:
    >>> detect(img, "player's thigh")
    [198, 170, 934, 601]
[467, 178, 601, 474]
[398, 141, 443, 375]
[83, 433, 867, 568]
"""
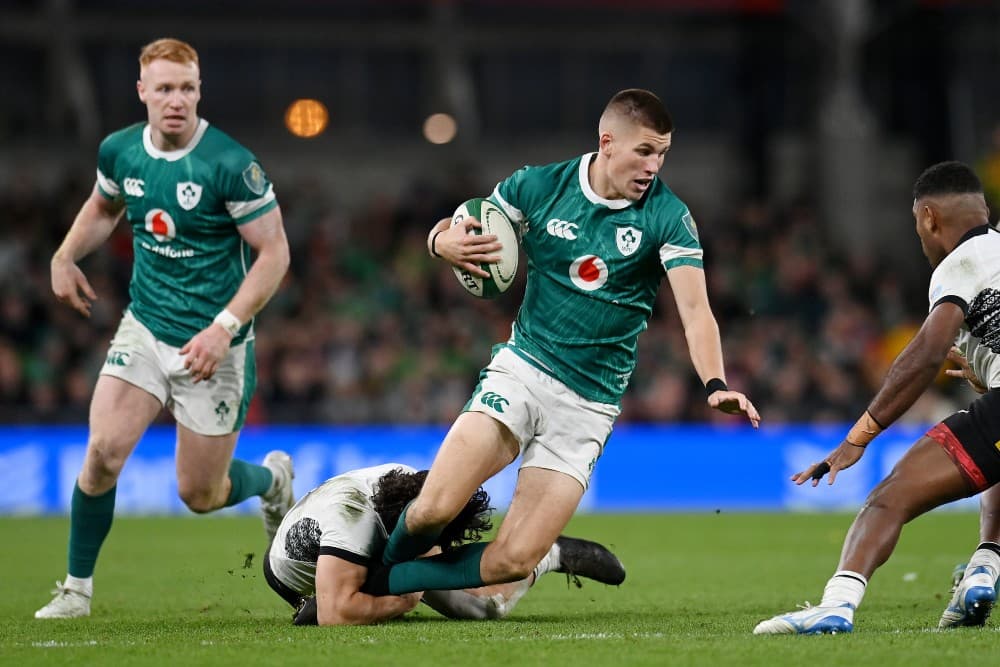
[873, 435, 975, 516]
[414, 412, 519, 522]
[175, 424, 240, 493]
[488, 467, 584, 565]
[418, 347, 555, 516]
[90, 311, 168, 447]
[907, 393, 1000, 513]
[168, 339, 254, 436]
[80, 375, 163, 491]
[524, 397, 617, 493]
[97, 310, 170, 409]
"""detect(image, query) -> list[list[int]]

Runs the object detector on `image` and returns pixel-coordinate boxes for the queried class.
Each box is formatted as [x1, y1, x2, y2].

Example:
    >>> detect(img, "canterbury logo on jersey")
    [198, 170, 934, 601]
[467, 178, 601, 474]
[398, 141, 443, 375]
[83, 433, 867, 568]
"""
[479, 391, 509, 413]
[546, 219, 578, 240]
[123, 178, 145, 197]
[104, 351, 130, 367]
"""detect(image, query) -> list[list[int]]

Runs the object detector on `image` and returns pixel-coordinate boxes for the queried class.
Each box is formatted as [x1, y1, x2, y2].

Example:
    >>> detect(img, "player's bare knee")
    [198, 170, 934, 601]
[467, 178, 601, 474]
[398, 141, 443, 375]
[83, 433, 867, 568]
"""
[487, 543, 544, 581]
[178, 485, 221, 514]
[859, 481, 911, 520]
[406, 498, 457, 533]
[81, 437, 129, 486]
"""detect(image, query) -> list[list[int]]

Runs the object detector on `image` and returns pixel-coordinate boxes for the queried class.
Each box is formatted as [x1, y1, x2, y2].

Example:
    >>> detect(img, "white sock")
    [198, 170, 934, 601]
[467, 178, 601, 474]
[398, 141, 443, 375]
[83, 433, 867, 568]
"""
[819, 570, 867, 609]
[532, 542, 562, 582]
[64, 574, 93, 598]
[965, 543, 1000, 580]
[492, 578, 533, 618]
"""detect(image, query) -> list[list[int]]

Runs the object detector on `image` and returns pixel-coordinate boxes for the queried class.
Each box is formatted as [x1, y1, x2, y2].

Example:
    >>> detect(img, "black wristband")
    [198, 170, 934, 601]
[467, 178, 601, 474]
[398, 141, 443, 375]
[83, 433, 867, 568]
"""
[705, 378, 728, 396]
[430, 231, 443, 258]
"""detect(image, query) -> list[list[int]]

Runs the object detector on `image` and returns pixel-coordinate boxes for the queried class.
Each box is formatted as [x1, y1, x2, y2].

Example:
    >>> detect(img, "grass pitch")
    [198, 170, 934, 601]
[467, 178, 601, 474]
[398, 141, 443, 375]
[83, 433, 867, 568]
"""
[2, 512, 998, 666]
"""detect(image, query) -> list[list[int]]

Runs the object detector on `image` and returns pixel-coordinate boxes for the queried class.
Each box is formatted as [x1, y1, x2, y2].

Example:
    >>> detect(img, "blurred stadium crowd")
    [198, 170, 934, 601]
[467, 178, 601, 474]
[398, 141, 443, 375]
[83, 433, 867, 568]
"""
[0, 167, 973, 426]
[4, 0, 998, 426]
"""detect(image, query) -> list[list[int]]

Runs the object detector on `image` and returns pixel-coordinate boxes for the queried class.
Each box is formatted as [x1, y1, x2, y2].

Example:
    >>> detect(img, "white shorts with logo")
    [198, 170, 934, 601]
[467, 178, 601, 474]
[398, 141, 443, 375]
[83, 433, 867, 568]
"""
[100, 310, 254, 435]
[465, 347, 620, 490]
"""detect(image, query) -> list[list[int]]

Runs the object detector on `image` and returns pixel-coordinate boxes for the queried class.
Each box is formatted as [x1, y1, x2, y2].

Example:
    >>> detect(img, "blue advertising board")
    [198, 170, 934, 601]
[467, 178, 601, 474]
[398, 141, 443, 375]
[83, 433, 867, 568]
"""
[0, 423, 978, 515]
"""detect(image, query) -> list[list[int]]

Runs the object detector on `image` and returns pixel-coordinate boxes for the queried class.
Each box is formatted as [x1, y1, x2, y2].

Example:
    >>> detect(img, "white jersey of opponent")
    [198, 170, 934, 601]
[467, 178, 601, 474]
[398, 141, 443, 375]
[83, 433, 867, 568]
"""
[928, 225, 1000, 389]
[267, 463, 415, 596]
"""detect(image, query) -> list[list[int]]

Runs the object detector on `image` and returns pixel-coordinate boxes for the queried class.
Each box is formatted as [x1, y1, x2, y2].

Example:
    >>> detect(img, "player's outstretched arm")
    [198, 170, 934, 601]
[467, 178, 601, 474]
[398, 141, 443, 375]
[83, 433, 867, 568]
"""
[800, 302, 966, 487]
[50, 186, 125, 318]
[314, 554, 421, 626]
[667, 265, 760, 428]
[180, 207, 290, 383]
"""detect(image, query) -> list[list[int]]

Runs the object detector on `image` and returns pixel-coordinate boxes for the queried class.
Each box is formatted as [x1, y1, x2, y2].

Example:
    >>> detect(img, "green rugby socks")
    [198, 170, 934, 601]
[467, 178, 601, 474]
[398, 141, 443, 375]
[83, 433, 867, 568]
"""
[225, 458, 273, 507]
[67, 482, 116, 578]
[382, 501, 443, 565]
[367, 542, 489, 595]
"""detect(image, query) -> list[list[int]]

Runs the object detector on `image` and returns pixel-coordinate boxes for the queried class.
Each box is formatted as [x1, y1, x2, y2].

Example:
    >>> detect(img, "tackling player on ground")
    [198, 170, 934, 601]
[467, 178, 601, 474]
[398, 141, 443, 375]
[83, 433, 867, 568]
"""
[264, 464, 626, 625]
[361, 89, 758, 600]
[754, 161, 1000, 635]
[36, 38, 294, 619]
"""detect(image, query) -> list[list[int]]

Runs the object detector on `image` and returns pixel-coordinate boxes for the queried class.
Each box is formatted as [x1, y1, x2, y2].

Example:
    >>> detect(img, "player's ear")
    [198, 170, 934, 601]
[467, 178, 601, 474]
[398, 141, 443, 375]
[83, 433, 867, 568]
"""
[136, 79, 145, 103]
[599, 131, 613, 156]
[920, 204, 937, 231]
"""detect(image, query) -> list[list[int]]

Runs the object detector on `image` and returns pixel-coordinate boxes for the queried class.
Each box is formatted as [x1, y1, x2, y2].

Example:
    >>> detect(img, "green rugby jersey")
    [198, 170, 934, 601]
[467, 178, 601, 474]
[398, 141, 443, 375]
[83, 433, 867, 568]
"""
[95, 119, 278, 347]
[490, 153, 703, 404]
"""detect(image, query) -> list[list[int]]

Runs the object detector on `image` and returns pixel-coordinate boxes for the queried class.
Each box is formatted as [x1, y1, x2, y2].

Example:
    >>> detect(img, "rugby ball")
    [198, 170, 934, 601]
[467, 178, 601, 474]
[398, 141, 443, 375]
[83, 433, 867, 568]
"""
[450, 198, 519, 298]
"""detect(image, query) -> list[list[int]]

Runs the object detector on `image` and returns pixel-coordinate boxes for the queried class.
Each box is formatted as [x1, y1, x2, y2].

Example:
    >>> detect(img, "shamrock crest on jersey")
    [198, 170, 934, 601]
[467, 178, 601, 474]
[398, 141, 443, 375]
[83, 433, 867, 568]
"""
[177, 181, 202, 210]
[616, 226, 642, 256]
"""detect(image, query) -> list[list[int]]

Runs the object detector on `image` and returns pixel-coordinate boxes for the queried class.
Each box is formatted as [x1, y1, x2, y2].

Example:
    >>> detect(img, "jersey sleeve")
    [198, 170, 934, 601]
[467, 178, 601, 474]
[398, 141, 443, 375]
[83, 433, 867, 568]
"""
[489, 165, 533, 231]
[659, 204, 704, 271]
[928, 251, 974, 315]
[317, 499, 382, 566]
[217, 150, 278, 225]
[95, 134, 123, 202]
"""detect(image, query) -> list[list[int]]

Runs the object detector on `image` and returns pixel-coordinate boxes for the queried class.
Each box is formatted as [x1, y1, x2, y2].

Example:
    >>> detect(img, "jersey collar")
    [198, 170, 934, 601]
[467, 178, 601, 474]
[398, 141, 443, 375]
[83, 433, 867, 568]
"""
[955, 224, 993, 248]
[142, 119, 209, 162]
[578, 153, 633, 210]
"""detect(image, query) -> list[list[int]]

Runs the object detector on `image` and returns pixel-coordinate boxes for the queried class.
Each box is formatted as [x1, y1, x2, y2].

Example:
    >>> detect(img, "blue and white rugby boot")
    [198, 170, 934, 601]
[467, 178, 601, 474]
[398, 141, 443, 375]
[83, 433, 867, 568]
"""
[753, 602, 854, 635]
[939, 565, 997, 628]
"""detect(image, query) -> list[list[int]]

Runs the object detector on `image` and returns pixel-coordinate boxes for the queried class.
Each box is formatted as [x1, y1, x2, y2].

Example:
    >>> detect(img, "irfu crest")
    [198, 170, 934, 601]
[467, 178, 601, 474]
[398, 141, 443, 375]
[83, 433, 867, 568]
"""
[177, 182, 203, 210]
[616, 226, 642, 256]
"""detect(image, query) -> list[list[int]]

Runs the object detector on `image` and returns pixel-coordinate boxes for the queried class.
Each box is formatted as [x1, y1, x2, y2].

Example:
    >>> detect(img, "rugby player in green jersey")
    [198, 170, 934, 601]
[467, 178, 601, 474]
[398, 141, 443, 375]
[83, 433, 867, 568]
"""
[362, 89, 760, 598]
[37, 38, 293, 619]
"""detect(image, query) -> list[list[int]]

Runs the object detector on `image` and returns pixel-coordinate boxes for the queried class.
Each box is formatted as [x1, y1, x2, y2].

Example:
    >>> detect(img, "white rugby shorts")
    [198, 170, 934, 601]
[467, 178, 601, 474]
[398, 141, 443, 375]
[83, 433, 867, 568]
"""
[100, 309, 254, 435]
[465, 347, 619, 490]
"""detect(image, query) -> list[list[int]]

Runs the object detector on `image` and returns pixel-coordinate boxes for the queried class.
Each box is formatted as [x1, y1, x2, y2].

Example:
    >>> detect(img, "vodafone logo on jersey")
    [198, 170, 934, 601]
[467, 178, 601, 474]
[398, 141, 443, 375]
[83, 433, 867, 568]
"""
[569, 255, 609, 291]
[145, 209, 177, 242]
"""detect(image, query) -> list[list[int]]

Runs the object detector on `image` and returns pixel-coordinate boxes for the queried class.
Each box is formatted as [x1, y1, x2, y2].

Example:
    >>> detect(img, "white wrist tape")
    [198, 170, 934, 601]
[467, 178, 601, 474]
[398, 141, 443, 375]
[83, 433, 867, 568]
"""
[213, 308, 242, 337]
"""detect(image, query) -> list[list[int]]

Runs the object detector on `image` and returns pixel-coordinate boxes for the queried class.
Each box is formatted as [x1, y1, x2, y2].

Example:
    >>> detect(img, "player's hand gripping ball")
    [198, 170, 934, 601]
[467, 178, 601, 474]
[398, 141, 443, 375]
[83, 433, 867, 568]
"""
[450, 198, 519, 298]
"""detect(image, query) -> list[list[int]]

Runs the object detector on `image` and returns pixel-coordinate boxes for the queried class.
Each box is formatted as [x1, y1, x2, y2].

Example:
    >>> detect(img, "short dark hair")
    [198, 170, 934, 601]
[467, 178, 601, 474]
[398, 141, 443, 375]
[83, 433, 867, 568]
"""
[605, 88, 673, 134]
[372, 468, 493, 551]
[913, 161, 983, 200]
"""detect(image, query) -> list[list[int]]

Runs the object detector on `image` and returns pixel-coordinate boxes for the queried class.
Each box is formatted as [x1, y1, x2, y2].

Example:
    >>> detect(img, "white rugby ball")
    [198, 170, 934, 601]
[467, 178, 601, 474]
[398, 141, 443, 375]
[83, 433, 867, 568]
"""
[450, 198, 519, 298]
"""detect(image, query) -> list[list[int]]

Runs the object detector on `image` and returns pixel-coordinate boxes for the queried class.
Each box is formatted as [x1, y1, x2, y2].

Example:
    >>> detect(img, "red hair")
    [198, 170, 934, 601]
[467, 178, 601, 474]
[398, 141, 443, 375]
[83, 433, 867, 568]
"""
[138, 38, 199, 68]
